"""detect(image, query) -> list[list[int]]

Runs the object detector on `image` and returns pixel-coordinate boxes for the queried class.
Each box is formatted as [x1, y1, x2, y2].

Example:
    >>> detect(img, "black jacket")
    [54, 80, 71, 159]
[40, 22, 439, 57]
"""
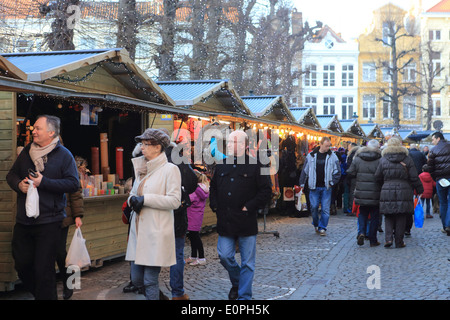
[7, 142, 79, 225]
[346, 147, 381, 206]
[375, 145, 423, 215]
[409, 148, 427, 175]
[210, 155, 272, 237]
[427, 140, 450, 182]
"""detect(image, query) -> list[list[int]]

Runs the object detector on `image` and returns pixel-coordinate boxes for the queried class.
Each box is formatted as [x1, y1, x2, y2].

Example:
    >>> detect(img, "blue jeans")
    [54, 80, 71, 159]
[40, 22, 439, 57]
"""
[358, 206, 379, 244]
[436, 184, 450, 229]
[130, 262, 161, 300]
[170, 236, 186, 298]
[421, 198, 431, 215]
[217, 235, 256, 300]
[309, 187, 332, 231]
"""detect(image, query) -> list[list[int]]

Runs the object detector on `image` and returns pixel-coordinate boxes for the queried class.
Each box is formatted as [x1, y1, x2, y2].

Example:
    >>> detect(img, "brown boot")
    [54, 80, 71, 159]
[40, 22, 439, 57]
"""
[172, 293, 190, 300]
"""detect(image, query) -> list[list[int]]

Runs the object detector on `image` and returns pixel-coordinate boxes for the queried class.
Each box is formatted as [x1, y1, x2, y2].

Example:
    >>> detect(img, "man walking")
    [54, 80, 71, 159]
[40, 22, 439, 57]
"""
[209, 130, 272, 300]
[427, 132, 450, 235]
[346, 139, 382, 246]
[7, 115, 79, 299]
[299, 137, 341, 236]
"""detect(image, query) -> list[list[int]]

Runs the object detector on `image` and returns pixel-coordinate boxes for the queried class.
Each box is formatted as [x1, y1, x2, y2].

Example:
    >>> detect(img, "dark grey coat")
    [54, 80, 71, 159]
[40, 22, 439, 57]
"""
[346, 147, 381, 206]
[374, 145, 424, 215]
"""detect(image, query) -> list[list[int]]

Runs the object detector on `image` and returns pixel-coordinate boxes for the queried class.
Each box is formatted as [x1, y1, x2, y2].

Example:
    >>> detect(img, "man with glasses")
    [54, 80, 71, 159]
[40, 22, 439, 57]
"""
[209, 130, 271, 300]
[427, 132, 450, 235]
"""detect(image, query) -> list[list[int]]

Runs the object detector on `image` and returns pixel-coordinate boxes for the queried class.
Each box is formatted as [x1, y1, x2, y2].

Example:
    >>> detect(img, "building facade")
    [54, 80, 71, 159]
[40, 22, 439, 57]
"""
[420, 0, 450, 133]
[358, 3, 422, 128]
[300, 25, 359, 121]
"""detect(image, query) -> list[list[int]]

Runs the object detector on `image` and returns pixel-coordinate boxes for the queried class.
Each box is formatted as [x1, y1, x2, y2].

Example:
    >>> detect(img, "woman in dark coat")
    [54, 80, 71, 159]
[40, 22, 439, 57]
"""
[375, 137, 423, 248]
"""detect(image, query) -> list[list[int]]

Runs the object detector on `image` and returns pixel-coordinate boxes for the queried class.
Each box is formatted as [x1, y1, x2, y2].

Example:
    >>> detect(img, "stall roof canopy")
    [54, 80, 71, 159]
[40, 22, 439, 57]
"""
[316, 115, 344, 133]
[240, 95, 296, 122]
[156, 79, 252, 116]
[289, 107, 321, 129]
[0, 48, 174, 106]
[339, 119, 366, 137]
[360, 123, 384, 138]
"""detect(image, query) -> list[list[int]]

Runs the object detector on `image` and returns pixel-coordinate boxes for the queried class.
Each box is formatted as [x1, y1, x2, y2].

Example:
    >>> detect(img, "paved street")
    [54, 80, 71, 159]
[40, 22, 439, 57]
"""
[1, 210, 449, 301]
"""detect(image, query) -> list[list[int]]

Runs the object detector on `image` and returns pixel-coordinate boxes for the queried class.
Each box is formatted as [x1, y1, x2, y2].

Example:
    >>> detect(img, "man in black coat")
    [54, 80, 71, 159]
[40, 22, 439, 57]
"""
[210, 130, 272, 300]
[409, 143, 427, 175]
[428, 132, 450, 235]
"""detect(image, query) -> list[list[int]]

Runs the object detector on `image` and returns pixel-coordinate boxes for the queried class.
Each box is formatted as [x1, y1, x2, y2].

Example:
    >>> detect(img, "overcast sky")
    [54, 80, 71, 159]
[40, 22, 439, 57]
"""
[290, 0, 440, 41]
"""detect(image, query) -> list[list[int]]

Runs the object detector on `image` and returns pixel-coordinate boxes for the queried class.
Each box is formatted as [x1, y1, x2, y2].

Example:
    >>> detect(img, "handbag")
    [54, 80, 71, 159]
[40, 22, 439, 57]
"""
[414, 196, 424, 228]
[66, 228, 91, 268]
[25, 180, 40, 219]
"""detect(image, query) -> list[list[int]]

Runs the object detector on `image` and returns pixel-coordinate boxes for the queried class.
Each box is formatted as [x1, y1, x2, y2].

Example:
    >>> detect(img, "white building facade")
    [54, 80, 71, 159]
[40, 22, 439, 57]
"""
[301, 26, 359, 120]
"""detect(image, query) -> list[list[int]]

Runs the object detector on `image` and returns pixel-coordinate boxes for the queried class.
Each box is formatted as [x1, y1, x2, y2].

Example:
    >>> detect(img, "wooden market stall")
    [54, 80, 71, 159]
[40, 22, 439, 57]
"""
[0, 48, 185, 290]
[339, 119, 366, 145]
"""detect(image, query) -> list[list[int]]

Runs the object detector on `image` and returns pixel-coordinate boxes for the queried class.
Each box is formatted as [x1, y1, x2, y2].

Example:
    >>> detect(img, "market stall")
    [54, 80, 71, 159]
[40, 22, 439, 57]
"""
[0, 48, 182, 290]
[339, 119, 366, 144]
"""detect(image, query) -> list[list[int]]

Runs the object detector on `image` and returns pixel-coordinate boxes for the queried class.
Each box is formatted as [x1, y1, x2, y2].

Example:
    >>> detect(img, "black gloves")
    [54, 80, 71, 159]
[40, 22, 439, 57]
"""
[130, 196, 144, 214]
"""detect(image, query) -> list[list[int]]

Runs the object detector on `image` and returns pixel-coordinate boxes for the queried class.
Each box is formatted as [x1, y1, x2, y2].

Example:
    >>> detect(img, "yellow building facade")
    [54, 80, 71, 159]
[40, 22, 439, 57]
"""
[358, 4, 422, 128]
[420, 0, 450, 133]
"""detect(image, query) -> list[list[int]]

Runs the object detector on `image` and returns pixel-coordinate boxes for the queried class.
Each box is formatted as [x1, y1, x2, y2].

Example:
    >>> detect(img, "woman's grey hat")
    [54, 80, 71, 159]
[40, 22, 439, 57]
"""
[135, 128, 170, 148]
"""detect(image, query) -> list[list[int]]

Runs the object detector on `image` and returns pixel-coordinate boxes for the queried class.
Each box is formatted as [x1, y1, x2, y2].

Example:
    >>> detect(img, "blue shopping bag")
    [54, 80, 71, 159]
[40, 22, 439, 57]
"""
[414, 196, 424, 228]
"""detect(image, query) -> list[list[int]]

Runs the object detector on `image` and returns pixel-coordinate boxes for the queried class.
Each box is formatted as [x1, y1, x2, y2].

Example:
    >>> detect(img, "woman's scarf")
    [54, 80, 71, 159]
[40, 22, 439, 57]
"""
[29, 137, 60, 172]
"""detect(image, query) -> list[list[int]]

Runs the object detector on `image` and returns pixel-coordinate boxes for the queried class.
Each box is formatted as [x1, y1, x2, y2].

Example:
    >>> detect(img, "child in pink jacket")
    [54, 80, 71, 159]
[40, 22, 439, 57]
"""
[186, 171, 209, 265]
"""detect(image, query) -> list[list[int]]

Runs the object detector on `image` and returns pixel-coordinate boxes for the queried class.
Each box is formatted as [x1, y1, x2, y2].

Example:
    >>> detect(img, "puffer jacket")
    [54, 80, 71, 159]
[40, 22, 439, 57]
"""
[418, 172, 436, 199]
[346, 147, 381, 206]
[427, 140, 450, 182]
[299, 147, 341, 190]
[375, 145, 424, 215]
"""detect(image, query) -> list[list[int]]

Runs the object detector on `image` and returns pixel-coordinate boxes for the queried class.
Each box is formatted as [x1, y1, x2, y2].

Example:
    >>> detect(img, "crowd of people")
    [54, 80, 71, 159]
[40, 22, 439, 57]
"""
[6, 114, 450, 301]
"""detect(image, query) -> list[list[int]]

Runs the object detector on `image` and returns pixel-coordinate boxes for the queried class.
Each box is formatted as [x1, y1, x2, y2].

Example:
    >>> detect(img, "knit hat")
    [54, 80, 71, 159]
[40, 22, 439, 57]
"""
[135, 128, 170, 148]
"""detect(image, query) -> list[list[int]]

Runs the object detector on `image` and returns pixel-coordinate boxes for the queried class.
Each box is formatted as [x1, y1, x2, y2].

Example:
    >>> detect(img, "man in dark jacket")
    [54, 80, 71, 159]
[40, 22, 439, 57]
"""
[346, 140, 382, 247]
[409, 144, 427, 175]
[210, 130, 272, 300]
[427, 132, 450, 235]
[7, 115, 79, 300]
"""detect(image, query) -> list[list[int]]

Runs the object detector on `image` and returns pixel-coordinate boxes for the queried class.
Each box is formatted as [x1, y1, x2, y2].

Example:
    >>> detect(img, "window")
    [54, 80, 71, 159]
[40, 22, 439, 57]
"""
[382, 22, 394, 45]
[362, 63, 376, 82]
[429, 30, 441, 41]
[291, 97, 298, 107]
[304, 96, 317, 114]
[431, 51, 442, 78]
[383, 101, 392, 119]
[323, 97, 335, 115]
[403, 63, 416, 82]
[382, 66, 391, 82]
[323, 65, 335, 86]
[433, 98, 441, 117]
[342, 97, 354, 120]
[342, 65, 354, 86]
[304, 64, 317, 87]
[363, 95, 376, 119]
[403, 96, 416, 119]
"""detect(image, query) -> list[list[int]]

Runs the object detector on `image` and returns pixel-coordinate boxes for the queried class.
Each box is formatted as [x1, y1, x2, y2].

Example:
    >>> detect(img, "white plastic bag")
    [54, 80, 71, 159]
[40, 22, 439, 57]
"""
[294, 186, 308, 211]
[25, 180, 40, 219]
[66, 228, 91, 268]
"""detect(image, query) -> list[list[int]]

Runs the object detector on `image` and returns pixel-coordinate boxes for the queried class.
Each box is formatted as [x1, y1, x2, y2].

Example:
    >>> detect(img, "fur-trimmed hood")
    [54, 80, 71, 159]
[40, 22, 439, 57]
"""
[355, 146, 381, 161]
[381, 145, 408, 163]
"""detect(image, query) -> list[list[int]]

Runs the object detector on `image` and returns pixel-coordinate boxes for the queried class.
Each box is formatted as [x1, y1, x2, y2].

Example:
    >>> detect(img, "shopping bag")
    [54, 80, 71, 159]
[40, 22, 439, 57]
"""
[414, 196, 424, 228]
[294, 186, 307, 211]
[283, 187, 294, 201]
[352, 200, 360, 216]
[66, 228, 91, 268]
[25, 180, 39, 219]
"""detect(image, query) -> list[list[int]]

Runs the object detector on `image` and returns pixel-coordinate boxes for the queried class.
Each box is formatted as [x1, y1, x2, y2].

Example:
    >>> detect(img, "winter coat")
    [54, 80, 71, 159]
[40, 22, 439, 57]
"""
[418, 172, 436, 199]
[374, 145, 424, 215]
[299, 147, 341, 190]
[209, 155, 272, 237]
[125, 152, 181, 267]
[62, 187, 84, 228]
[6, 142, 79, 225]
[409, 148, 427, 175]
[427, 140, 450, 182]
[346, 147, 381, 206]
[187, 184, 209, 232]
[165, 142, 198, 237]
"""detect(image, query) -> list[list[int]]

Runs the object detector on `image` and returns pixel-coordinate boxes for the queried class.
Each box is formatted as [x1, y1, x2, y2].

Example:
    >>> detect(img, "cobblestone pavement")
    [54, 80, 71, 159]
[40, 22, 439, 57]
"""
[1, 210, 449, 300]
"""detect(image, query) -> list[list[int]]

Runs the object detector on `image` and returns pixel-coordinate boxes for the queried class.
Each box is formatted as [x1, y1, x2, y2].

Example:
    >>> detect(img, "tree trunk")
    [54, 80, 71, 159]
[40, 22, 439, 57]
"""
[117, 0, 138, 60]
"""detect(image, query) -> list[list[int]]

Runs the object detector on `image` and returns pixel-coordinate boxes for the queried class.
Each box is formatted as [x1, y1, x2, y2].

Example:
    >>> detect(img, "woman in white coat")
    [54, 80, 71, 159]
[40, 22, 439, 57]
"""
[126, 128, 181, 300]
